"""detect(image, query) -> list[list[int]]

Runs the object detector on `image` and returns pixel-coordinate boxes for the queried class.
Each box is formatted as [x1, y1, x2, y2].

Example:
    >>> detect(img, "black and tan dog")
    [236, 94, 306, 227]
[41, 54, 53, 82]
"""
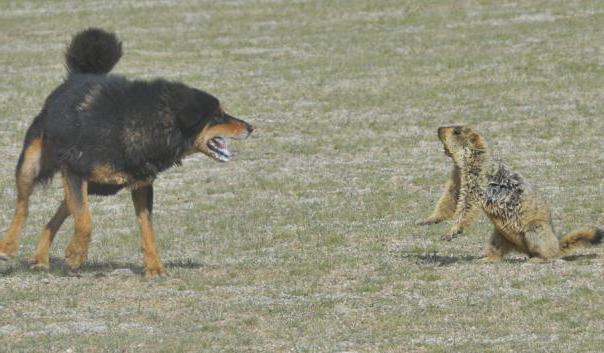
[0, 28, 253, 276]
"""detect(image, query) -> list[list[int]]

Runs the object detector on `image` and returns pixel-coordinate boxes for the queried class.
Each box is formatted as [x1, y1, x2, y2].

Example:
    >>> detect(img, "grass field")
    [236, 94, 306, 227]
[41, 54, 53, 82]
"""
[1, 0, 603, 352]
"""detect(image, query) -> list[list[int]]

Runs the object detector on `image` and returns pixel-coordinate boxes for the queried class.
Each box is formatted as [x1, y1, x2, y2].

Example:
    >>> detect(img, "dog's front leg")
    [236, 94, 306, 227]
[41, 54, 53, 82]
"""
[62, 172, 92, 272]
[131, 184, 166, 277]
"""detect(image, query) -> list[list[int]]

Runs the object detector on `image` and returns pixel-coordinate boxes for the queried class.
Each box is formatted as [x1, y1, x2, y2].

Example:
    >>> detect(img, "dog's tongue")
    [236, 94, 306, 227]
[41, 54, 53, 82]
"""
[213, 137, 225, 149]
[208, 137, 231, 161]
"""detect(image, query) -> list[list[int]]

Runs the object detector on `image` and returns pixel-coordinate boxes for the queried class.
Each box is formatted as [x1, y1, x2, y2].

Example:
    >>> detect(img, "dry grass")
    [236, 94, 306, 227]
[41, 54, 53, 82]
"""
[1, 0, 603, 352]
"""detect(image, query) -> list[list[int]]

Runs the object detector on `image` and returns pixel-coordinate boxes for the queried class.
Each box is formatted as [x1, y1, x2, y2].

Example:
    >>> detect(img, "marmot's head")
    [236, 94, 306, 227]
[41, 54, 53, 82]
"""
[437, 125, 487, 163]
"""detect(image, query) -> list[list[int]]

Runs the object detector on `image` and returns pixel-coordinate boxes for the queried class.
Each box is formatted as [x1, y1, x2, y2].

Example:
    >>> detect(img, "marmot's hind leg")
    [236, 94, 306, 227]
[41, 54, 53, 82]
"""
[523, 222, 559, 260]
[479, 228, 515, 262]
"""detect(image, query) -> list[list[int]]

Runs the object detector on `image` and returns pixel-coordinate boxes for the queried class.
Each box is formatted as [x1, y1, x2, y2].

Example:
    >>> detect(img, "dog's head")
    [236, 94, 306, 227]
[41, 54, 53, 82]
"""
[176, 87, 253, 162]
[437, 125, 486, 163]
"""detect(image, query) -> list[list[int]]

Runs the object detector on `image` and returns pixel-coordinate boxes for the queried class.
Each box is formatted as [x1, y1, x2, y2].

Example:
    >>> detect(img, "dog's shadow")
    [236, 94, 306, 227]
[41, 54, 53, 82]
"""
[0, 257, 203, 277]
[2, 253, 597, 276]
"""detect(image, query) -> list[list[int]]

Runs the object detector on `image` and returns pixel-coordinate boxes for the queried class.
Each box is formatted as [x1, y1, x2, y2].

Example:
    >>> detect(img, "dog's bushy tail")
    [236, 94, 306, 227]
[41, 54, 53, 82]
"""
[65, 28, 122, 75]
[559, 227, 603, 255]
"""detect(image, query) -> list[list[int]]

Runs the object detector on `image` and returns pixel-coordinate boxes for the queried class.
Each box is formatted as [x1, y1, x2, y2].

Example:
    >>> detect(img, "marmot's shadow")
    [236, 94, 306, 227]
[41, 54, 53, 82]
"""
[400, 252, 597, 266]
[401, 253, 480, 266]
[560, 253, 598, 262]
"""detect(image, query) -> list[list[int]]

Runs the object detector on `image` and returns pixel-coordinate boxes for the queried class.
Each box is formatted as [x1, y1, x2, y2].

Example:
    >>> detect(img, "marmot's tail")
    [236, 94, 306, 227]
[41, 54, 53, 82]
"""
[65, 28, 122, 75]
[559, 227, 603, 255]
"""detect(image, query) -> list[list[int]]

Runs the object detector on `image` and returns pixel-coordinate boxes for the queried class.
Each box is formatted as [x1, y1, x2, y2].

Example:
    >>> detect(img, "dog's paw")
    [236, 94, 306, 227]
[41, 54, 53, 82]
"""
[144, 263, 167, 277]
[29, 257, 50, 271]
[65, 244, 88, 271]
[0, 241, 18, 259]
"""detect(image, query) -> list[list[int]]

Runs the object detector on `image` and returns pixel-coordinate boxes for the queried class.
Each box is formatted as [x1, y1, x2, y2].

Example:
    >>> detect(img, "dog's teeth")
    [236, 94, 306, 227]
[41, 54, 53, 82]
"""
[207, 137, 232, 162]
[217, 153, 230, 162]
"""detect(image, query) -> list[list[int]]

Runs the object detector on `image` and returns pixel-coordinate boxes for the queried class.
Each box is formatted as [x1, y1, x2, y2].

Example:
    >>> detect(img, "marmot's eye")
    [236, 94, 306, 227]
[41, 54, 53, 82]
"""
[453, 129, 462, 135]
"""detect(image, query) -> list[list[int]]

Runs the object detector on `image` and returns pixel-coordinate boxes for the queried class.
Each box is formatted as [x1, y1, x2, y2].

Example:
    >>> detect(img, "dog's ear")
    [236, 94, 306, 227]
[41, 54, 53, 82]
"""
[176, 90, 219, 129]
[176, 103, 204, 129]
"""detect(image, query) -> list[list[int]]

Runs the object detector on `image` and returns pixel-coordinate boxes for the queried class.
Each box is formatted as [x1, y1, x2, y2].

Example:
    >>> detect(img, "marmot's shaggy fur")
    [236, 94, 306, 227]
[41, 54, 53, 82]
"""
[418, 125, 602, 261]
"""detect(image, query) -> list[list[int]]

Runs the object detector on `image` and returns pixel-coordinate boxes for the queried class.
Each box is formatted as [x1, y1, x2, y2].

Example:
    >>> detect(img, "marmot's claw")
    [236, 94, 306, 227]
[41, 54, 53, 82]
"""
[441, 234, 454, 241]
[441, 229, 461, 241]
[416, 217, 444, 226]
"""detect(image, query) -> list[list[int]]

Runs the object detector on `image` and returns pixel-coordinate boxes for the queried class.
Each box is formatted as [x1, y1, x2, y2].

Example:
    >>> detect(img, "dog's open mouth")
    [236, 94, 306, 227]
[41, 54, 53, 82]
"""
[207, 137, 232, 162]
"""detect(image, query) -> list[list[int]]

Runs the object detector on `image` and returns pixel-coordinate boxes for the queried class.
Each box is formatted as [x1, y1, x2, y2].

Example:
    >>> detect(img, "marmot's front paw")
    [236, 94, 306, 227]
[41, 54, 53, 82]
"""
[416, 218, 442, 226]
[478, 255, 502, 263]
[441, 233, 456, 241]
[441, 228, 462, 241]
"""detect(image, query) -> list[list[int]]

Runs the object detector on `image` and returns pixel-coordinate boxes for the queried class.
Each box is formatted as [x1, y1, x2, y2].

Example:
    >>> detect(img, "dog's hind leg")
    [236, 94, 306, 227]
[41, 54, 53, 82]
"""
[0, 137, 44, 259]
[131, 185, 166, 276]
[62, 172, 92, 272]
[30, 200, 69, 270]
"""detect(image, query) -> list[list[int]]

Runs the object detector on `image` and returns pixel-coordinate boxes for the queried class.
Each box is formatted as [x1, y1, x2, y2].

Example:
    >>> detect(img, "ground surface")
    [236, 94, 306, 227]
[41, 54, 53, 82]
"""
[0, 0, 603, 352]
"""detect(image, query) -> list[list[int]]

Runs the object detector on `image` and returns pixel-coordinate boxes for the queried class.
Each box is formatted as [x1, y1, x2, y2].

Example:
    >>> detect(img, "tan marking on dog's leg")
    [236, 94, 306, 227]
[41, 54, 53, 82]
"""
[30, 200, 69, 270]
[131, 185, 166, 276]
[62, 173, 92, 271]
[0, 138, 43, 258]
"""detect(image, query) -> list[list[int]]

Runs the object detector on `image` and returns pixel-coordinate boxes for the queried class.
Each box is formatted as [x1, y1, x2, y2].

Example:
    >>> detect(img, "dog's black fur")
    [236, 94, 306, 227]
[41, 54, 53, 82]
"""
[25, 28, 251, 195]
[0, 28, 253, 275]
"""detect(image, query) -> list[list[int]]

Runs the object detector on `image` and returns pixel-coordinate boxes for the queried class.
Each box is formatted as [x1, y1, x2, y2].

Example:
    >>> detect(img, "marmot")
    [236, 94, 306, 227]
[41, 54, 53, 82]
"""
[417, 125, 602, 261]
